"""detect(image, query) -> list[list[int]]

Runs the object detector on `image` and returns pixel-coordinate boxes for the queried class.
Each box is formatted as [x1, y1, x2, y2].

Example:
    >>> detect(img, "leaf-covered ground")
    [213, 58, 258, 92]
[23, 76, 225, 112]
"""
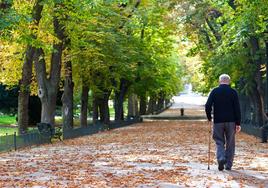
[0, 120, 267, 187]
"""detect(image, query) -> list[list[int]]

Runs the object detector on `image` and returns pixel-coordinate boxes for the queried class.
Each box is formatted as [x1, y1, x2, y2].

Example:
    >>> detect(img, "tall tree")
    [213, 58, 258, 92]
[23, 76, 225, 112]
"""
[18, 0, 43, 134]
[61, 60, 74, 129]
[175, 0, 268, 126]
[34, 2, 65, 126]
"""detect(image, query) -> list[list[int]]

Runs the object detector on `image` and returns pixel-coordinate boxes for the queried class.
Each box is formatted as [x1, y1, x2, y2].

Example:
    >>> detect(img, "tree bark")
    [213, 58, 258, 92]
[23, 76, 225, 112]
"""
[34, 16, 64, 126]
[249, 37, 267, 126]
[61, 61, 73, 129]
[148, 96, 157, 114]
[157, 95, 165, 111]
[17, 0, 43, 134]
[139, 94, 147, 115]
[92, 95, 99, 123]
[99, 90, 111, 124]
[18, 47, 34, 134]
[165, 99, 170, 108]
[134, 95, 138, 116]
[80, 85, 89, 127]
[265, 41, 268, 112]
[128, 93, 138, 118]
[114, 79, 130, 122]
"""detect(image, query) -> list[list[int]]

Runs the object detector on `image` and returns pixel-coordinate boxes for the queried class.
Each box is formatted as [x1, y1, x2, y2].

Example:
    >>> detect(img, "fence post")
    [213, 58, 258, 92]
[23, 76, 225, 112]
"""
[5, 133, 8, 147]
[180, 108, 184, 116]
[261, 126, 268, 143]
[14, 132, 17, 151]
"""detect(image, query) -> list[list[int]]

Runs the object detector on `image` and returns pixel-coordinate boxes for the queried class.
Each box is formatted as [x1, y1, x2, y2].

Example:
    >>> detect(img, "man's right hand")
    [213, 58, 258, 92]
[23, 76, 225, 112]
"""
[236, 125, 241, 133]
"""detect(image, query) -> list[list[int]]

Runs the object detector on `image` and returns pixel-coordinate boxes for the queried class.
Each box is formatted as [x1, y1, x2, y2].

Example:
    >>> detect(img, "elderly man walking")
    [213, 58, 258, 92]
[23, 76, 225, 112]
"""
[205, 74, 241, 171]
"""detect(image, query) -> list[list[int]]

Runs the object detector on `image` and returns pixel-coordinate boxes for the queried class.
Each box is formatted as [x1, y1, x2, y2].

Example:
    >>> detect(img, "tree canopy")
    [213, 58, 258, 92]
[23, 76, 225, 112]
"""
[1, 0, 268, 128]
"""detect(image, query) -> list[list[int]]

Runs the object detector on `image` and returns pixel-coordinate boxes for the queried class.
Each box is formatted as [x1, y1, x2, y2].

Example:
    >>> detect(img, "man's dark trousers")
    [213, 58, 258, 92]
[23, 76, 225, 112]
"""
[213, 122, 236, 169]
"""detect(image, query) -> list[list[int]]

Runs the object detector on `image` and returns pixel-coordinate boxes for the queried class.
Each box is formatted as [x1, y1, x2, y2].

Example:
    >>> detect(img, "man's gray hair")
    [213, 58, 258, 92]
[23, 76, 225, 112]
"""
[219, 74, 230, 84]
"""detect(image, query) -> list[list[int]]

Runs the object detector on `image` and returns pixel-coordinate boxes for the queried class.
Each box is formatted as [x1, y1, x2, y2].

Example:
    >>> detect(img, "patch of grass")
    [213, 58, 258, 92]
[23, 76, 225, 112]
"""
[0, 115, 17, 136]
[0, 115, 16, 125]
[0, 127, 18, 136]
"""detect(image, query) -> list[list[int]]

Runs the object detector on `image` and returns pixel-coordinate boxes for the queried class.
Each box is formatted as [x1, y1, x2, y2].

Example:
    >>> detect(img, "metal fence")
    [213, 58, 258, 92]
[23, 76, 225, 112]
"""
[0, 118, 141, 153]
[240, 120, 268, 142]
[239, 95, 265, 141]
[241, 123, 262, 138]
[0, 130, 50, 152]
[63, 118, 141, 140]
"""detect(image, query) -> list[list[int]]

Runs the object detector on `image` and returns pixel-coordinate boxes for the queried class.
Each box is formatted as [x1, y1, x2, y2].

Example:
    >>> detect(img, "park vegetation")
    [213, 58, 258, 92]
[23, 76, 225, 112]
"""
[175, 0, 268, 128]
[0, 0, 183, 134]
[1, 0, 268, 133]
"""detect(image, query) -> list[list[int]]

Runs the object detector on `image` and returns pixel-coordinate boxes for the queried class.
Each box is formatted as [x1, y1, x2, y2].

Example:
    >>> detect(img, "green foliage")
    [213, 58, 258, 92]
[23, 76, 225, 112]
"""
[1, 0, 184, 110]
[175, 0, 268, 94]
[64, 0, 183, 98]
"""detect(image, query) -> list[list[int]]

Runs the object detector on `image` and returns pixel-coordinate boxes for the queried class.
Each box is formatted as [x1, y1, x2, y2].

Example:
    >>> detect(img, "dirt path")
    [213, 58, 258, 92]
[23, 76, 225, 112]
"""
[0, 120, 267, 187]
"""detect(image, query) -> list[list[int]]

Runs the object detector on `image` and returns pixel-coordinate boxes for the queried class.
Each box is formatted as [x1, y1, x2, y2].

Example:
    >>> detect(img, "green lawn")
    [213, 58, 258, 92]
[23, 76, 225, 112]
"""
[0, 115, 17, 136]
[0, 115, 16, 125]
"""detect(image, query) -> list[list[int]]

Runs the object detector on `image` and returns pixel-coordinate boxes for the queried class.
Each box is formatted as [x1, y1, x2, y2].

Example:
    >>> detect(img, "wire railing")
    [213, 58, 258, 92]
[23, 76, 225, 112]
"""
[0, 118, 141, 153]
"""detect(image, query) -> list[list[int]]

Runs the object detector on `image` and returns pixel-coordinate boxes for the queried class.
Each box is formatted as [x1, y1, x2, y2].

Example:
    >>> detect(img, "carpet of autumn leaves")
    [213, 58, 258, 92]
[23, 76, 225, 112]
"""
[0, 119, 267, 187]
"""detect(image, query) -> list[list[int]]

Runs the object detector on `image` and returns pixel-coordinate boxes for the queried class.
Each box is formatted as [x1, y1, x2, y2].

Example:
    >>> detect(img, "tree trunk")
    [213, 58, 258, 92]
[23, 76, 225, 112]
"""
[134, 95, 138, 116]
[61, 61, 73, 129]
[265, 41, 268, 112]
[18, 47, 34, 134]
[153, 98, 158, 113]
[250, 86, 265, 126]
[250, 37, 267, 126]
[114, 79, 129, 122]
[165, 99, 170, 107]
[99, 90, 111, 124]
[80, 85, 89, 127]
[128, 93, 138, 118]
[17, 1, 43, 134]
[148, 96, 157, 114]
[139, 94, 147, 115]
[157, 93, 165, 111]
[93, 95, 99, 123]
[34, 16, 64, 126]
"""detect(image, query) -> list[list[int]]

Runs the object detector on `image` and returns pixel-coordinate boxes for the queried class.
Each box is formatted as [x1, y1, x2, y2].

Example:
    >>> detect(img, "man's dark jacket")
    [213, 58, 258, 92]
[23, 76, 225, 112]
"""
[205, 84, 241, 125]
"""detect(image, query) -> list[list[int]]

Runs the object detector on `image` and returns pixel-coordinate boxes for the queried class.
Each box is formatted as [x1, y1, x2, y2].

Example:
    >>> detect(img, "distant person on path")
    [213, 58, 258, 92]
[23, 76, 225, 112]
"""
[205, 74, 241, 171]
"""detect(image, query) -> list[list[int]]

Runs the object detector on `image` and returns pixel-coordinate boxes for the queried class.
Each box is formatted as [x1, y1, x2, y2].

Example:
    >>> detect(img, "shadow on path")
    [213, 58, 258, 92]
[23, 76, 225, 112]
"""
[226, 169, 268, 186]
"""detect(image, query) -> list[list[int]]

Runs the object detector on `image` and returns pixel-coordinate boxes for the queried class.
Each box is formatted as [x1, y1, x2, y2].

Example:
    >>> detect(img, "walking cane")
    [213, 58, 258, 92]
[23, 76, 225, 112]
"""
[208, 120, 212, 170]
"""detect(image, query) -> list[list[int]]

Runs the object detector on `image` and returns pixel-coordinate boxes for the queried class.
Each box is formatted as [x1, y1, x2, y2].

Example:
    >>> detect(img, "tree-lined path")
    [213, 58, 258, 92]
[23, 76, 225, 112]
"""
[1, 0, 268, 187]
[142, 92, 208, 120]
[0, 107, 267, 187]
